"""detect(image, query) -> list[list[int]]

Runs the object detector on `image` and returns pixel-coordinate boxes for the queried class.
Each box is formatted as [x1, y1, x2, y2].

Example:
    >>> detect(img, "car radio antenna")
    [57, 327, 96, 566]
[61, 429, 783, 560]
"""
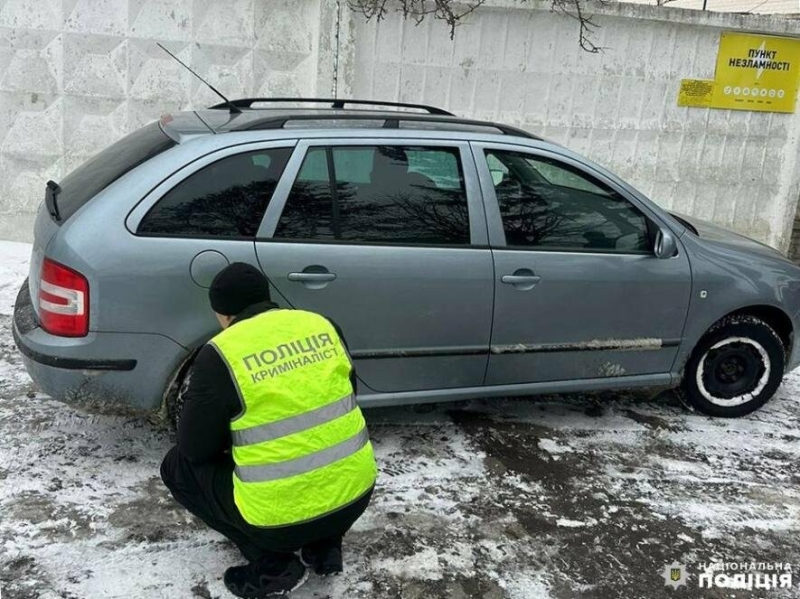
[156, 43, 241, 114]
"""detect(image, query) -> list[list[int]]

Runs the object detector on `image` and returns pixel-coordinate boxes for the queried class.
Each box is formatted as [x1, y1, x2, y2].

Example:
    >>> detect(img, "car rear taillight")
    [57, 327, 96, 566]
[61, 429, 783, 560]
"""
[39, 258, 89, 337]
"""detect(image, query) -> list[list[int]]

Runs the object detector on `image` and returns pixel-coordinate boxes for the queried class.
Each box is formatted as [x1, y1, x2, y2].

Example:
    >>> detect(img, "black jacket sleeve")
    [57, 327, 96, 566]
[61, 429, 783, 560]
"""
[176, 344, 240, 464]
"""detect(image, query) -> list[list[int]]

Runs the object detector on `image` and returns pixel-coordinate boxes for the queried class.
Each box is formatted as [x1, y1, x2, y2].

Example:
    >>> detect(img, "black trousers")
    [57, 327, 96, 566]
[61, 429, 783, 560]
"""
[160, 446, 373, 564]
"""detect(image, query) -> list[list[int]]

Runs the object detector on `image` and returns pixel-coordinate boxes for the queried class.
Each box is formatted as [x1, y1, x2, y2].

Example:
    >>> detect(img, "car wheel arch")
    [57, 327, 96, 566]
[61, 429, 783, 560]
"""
[160, 348, 201, 430]
[682, 304, 793, 374]
[722, 305, 793, 357]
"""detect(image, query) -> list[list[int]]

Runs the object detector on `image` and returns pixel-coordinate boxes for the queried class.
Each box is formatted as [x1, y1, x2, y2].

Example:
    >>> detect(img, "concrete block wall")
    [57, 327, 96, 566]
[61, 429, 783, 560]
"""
[1, 0, 799, 254]
[0, 0, 328, 242]
[344, 0, 800, 252]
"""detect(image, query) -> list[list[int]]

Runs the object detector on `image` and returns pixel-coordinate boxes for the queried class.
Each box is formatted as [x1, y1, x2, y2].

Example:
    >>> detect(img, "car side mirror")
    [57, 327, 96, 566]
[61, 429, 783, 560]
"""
[654, 228, 678, 259]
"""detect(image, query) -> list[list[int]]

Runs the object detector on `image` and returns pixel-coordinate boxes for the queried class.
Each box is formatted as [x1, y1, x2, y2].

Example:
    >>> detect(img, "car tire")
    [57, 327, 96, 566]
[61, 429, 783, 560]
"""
[164, 356, 196, 431]
[167, 374, 191, 431]
[680, 315, 785, 417]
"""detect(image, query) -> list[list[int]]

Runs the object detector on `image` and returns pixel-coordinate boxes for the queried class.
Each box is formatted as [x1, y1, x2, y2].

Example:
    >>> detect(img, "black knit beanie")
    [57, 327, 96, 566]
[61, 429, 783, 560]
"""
[209, 263, 271, 316]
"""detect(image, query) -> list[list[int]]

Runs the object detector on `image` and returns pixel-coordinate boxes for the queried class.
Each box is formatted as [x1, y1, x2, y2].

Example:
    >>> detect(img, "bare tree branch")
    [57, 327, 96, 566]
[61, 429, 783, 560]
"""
[550, 0, 605, 53]
[348, 0, 607, 51]
[348, 0, 487, 40]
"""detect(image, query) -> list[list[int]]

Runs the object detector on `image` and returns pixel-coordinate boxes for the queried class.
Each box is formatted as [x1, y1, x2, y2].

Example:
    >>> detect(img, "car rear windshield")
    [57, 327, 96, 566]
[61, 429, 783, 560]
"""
[53, 122, 176, 222]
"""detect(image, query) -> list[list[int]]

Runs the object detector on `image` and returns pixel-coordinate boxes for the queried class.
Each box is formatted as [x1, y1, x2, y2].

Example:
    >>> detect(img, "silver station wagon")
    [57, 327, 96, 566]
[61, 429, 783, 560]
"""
[12, 98, 800, 423]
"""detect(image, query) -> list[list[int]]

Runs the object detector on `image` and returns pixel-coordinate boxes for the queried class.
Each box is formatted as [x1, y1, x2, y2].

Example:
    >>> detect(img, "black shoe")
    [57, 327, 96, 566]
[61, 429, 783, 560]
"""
[224, 557, 308, 598]
[300, 546, 343, 576]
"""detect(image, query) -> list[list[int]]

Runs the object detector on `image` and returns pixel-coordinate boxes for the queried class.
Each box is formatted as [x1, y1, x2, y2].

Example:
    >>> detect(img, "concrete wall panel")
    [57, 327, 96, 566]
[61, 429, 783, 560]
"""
[346, 1, 800, 252]
[0, 0, 798, 254]
[0, 0, 324, 241]
[0, 0, 62, 31]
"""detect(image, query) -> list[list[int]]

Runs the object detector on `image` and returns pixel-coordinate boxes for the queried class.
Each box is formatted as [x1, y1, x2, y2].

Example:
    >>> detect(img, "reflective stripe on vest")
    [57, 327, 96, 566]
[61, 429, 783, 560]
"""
[231, 392, 357, 447]
[235, 428, 370, 482]
[210, 308, 377, 528]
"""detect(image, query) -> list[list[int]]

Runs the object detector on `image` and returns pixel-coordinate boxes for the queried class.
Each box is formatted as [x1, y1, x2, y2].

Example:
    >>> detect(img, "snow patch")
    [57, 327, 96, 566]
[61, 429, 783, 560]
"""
[556, 518, 598, 528]
[373, 547, 443, 580]
[502, 572, 553, 599]
[0, 241, 31, 316]
[538, 438, 574, 454]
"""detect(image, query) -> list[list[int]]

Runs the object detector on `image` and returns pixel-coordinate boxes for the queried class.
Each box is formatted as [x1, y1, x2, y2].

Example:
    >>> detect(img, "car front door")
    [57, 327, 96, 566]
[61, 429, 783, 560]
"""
[473, 143, 692, 385]
[254, 139, 494, 394]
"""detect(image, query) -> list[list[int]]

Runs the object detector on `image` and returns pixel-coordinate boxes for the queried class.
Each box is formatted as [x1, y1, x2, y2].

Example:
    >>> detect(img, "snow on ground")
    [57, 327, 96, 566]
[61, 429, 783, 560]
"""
[1, 241, 800, 599]
[0, 241, 29, 315]
[0, 241, 31, 393]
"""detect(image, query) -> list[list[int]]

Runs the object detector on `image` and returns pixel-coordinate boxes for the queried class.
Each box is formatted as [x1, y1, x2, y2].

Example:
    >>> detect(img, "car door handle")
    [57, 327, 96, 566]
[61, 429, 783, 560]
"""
[288, 272, 337, 283]
[501, 269, 541, 291]
[501, 275, 541, 285]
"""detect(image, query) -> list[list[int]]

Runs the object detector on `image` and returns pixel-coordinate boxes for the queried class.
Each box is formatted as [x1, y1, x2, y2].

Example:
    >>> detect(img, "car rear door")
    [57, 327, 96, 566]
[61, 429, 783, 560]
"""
[472, 142, 692, 385]
[124, 141, 296, 347]
[254, 138, 494, 394]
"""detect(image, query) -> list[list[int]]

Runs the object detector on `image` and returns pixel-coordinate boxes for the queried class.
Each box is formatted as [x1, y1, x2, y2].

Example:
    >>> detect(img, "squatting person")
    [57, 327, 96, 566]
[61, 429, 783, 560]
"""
[160, 263, 377, 597]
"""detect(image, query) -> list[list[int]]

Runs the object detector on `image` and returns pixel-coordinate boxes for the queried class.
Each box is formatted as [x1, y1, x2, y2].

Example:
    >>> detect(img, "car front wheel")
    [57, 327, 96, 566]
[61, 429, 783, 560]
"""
[681, 315, 785, 417]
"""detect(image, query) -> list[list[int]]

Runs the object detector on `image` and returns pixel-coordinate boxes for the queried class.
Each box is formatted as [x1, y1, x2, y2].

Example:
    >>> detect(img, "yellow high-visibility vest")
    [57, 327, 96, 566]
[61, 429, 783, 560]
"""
[210, 309, 377, 527]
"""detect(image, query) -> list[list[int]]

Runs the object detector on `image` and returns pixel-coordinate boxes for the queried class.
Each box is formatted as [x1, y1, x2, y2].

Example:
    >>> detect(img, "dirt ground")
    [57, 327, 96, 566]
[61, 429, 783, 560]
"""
[2, 245, 799, 599]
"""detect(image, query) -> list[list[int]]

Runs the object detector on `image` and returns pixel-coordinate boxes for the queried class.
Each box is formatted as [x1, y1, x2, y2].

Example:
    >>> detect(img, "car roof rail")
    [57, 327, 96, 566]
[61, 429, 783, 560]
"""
[233, 112, 540, 140]
[208, 97, 455, 116]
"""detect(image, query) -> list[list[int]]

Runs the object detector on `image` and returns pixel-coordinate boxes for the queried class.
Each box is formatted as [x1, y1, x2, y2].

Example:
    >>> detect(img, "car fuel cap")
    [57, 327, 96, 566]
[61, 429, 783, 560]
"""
[190, 250, 230, 288]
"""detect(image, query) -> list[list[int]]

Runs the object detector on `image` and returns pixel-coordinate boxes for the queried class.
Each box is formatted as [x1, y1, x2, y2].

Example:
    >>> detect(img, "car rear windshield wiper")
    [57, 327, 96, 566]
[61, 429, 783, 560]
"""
[45, 180, 62, 222]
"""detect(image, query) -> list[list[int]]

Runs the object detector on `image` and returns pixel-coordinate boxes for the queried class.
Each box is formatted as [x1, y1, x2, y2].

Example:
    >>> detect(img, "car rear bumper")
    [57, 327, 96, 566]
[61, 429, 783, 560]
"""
[12, 278, 188, 412]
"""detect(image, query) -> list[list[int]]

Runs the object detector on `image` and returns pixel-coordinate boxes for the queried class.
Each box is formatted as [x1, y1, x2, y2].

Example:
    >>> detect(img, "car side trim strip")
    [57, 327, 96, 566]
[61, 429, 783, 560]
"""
[350, 346, 488, 359]
[350, 339, 680, 360]
[490, 338, 681, 354]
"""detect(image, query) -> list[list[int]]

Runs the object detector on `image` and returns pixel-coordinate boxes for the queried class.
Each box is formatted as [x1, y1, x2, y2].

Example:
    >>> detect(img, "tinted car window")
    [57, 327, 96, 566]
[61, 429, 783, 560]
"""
[486, 150, 651, 252]
[56, 122, 175, 222]
[275, 146, 470, 245]
[139, 148, 292, 238]
[274, 148, 336, 239]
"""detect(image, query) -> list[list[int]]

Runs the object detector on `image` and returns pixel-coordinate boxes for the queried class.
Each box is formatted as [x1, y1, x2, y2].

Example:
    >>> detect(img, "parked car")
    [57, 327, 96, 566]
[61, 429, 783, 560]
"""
[12, 98, 800, 423]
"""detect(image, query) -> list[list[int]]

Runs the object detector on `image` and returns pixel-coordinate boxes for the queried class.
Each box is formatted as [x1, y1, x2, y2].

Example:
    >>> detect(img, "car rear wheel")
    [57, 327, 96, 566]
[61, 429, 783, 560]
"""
[164, 355, 196, 431]
[681, 315, 785, 417]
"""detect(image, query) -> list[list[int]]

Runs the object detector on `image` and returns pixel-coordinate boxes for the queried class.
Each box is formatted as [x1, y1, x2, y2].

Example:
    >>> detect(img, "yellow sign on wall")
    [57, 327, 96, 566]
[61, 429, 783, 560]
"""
[678, 32, 800, 113]
[678, 79, 715, 107]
